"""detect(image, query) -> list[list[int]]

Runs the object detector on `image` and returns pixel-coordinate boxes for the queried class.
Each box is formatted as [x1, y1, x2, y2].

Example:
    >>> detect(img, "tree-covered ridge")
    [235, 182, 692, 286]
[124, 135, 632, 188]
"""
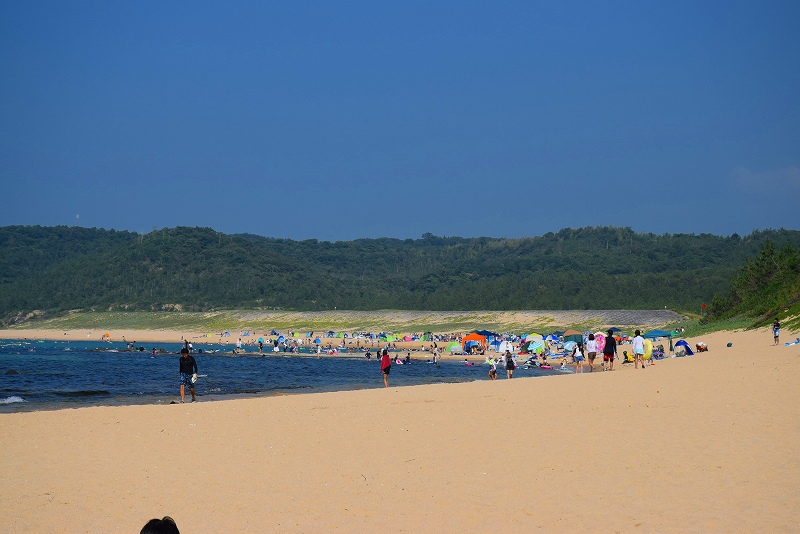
[1, 225, 799, 321]
[709, 240, 800, 327]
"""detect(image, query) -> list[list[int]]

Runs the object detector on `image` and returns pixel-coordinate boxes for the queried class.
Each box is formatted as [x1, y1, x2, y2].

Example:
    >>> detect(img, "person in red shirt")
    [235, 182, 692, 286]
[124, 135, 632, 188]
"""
[380, 349, 391, 388]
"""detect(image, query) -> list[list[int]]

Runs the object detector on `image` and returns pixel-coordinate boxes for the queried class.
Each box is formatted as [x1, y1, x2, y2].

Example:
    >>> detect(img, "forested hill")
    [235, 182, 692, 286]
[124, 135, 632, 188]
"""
[1, 225, 799, 322]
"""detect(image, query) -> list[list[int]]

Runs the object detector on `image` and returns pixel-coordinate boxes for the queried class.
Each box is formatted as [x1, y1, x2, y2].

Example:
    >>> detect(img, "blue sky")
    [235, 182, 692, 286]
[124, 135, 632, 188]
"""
[1, 1, 798, 240]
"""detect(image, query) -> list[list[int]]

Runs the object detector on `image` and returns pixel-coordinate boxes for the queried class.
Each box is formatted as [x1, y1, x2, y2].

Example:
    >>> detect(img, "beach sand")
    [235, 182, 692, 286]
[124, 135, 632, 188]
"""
[1, 328, 798, 533]
[0, 329, 210, 344]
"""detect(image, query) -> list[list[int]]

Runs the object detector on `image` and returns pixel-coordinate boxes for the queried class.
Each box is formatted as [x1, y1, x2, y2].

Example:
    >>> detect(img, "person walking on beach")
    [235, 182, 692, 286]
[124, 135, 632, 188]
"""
[488, 358, 498, 380]
[380, 349, 391, 388]
[504, 350, 515, 378]
[179, 345, 198, 403]
[773, 318, 780, 345]
[603, 329, 617, 371]
[632, 330, 646, 369]
[572, 343, 584, 373]
[585, 333, 598, 372]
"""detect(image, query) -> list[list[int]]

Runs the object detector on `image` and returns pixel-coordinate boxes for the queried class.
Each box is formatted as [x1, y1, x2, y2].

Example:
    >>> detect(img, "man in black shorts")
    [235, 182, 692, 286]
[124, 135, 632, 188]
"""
[603, 329, 617, 371]
[179, 345, 198, 403]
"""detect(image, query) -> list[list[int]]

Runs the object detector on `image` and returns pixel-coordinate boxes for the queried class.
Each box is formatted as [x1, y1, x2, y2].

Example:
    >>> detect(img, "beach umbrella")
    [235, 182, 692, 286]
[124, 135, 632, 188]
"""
[563, 341, 577, 352]
[544, 334, 559, 342]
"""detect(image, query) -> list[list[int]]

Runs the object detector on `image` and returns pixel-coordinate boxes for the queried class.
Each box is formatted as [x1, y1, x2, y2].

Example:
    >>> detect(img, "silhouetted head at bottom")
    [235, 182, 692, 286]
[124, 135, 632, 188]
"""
[141, 516, 180, 534]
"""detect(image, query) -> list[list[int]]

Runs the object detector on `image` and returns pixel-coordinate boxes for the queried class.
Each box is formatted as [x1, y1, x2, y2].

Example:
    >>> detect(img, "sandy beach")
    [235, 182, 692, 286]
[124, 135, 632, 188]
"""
[1, 328, 798, 533]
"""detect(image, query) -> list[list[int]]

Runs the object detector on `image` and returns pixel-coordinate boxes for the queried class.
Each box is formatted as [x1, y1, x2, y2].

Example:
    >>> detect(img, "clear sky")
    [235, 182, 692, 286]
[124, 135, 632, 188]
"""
[1, 1, 798, 241]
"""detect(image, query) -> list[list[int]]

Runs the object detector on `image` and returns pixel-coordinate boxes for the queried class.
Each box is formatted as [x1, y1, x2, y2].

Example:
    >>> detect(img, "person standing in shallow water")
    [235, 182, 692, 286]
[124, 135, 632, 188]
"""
[504, 350, 515, 378]
[179, 345, 198, 403]
[380, 349, 391, 388]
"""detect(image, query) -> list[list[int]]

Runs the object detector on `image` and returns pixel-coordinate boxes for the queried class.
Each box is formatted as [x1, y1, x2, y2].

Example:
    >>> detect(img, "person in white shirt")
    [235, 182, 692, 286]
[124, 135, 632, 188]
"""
[585, 333, 598, 372]
[632, 330, 646, 369]
[572, 343, 584, 373]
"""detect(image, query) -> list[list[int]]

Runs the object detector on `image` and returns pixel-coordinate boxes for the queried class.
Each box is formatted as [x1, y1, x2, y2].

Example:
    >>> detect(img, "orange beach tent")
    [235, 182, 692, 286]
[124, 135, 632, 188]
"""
[462, 333, 487, 351]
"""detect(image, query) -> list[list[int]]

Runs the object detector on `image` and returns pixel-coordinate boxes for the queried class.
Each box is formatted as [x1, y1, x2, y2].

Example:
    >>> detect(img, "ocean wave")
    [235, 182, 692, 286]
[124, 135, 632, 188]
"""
[0, 396, 25, 404]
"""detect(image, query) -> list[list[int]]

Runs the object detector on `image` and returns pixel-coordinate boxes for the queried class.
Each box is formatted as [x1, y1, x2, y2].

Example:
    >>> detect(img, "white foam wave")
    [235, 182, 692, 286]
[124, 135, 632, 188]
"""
[0, 396, 25, 404]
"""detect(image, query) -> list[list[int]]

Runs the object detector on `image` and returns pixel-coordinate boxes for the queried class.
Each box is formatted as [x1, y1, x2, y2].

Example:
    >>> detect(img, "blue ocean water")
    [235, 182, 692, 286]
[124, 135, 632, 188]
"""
[0, 339, 555, 412]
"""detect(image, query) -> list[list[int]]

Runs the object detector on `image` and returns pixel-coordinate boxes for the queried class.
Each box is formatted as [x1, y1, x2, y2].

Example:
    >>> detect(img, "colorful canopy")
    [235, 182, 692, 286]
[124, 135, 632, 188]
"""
[462, 333, 487, 350]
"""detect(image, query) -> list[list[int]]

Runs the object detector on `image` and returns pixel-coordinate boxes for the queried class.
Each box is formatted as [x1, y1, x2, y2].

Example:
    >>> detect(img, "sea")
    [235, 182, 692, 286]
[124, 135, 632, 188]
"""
[0, 339, 556, 412]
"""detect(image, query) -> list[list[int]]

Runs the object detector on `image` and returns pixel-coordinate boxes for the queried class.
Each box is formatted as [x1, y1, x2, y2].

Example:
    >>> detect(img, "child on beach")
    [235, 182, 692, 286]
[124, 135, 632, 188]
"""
[572, 344, 584, 373]
[488, 358, 497, 380]
[632, 330, 646, 369]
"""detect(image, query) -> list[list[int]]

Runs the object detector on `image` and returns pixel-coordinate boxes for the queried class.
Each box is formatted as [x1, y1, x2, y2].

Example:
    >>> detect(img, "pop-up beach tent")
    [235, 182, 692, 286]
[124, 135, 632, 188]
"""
[447, 342, 462, 352]
[563, 329, 583, 344]
[675, 339, 694, 355]
[462, 333, 487, 351]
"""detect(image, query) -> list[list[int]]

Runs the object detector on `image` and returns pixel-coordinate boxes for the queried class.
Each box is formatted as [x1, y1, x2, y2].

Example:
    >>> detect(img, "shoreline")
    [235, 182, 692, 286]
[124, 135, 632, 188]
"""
[2, 328, 798, 532]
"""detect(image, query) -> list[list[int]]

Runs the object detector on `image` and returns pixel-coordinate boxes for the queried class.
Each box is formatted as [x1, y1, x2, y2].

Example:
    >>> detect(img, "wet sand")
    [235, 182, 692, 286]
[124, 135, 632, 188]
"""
[1, 328, 798, 533]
